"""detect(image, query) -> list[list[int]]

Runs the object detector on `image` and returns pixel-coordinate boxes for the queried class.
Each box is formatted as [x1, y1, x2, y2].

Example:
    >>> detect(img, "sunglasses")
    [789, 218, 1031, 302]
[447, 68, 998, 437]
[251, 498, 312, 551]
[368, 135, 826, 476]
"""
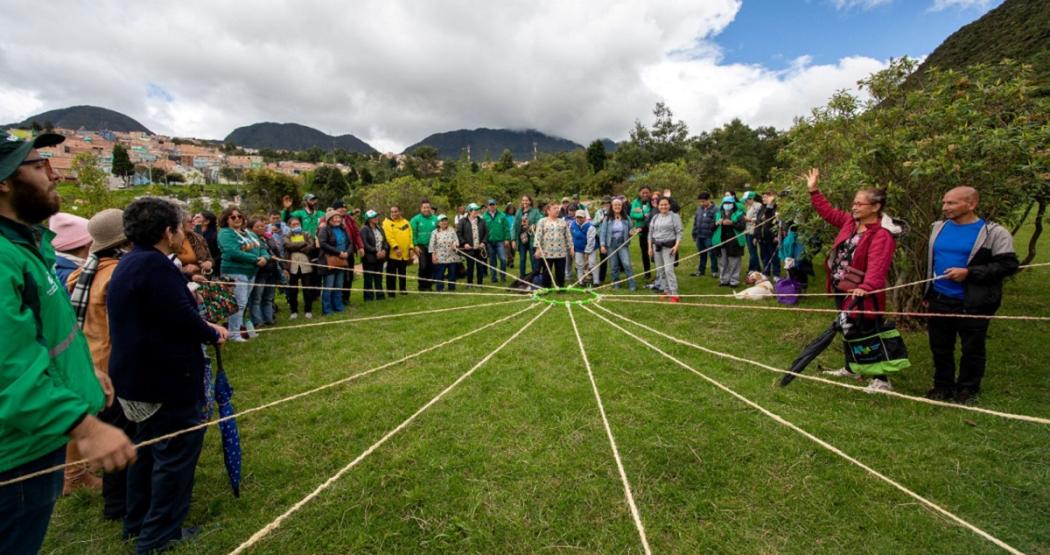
[229, 214, 243, 220]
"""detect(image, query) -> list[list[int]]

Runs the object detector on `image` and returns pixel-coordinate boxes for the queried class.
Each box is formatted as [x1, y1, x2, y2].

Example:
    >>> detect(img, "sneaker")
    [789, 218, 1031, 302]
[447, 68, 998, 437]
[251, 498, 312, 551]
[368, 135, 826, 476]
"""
[822, 367, 856, 378]
[669, 296, 680, 303]
[953, 388, 979, 405]
[305, 312, 313, 319]
[290, 313, 298, 320]
[865, 379, 894, 394]
[690, 272, 703, 277]
[229, 336, 248, 343]
[924, 388, 952, 401]
[247, 328, 259, 339]
[659, 294, 668, 301]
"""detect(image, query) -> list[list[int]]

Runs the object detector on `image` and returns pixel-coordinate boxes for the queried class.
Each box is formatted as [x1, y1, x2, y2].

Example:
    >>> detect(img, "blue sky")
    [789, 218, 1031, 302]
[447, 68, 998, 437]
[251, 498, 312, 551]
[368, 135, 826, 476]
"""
[715, 0, 1003, 69]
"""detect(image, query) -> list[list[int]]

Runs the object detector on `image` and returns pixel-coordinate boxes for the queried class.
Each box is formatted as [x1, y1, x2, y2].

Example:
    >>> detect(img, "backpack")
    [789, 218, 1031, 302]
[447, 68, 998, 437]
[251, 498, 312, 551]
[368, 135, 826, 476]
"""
[775, 278, 802, 305]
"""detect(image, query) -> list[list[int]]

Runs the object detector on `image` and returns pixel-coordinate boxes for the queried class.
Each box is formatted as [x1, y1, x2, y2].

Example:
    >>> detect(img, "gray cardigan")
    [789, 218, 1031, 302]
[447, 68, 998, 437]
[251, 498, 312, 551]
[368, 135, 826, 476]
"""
[648, 212, 683, 247]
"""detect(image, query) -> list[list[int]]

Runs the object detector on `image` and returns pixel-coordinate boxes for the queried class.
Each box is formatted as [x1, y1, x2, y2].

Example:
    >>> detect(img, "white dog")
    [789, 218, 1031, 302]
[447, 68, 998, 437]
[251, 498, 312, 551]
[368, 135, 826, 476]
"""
[733, 271, 775, 300]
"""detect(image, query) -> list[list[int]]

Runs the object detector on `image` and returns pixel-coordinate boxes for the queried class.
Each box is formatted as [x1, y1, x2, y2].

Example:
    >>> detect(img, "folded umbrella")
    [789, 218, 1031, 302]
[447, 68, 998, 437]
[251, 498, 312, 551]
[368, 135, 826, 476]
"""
[779, 321, 840, 387]
[212, 346, 242, 497]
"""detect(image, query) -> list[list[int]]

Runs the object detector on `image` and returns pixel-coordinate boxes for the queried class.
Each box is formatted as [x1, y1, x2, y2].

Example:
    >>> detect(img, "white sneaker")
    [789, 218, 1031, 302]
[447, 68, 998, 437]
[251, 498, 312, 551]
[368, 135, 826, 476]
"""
[229, 336, 248, 343]
[247, 328, 259, 339]
[305, 312, 313, 319]
[865, 379, 893, 394]
[290, 313, 298, 320]
[822, 367, 855, 378]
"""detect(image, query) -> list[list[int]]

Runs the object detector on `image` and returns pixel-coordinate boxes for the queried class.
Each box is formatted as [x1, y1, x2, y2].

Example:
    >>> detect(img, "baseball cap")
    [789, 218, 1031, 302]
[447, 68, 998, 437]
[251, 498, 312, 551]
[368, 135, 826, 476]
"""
[364, 209, 378, 220]
[574, 209, 587, 219]
[436, 214, 448, 222]
[0, 133, 65, 182]
[304, 193, 318, 202]
[467, 202, 480, 211]
[487, 199, 496, 205]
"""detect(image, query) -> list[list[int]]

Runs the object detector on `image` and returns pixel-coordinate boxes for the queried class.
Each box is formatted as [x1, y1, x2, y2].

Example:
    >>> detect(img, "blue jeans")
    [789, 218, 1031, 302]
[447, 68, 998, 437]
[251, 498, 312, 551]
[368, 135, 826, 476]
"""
[695, 237, 719, 274]
[485, 240, 508, 281]
[322, 271, 346, 314]
[0, 446, 64, 555]
[249, 274, 276, 325]
[125, 404, 206, 555]
[746, 233, 762, 272]
[225, 274, 255, 334]
[518, 242, 537, 277]
[608, 241, 636, 291]
[433, 263, 457, 291]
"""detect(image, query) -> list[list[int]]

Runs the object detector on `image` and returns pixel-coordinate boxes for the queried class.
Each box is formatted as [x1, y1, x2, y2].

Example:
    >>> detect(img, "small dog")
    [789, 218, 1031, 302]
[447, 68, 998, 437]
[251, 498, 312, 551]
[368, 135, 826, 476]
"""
[733, 272, 775, 300]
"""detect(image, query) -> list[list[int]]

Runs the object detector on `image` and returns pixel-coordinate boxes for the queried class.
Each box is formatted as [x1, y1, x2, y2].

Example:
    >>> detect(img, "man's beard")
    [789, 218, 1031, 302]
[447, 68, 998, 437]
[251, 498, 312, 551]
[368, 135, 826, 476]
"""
[10, 178, 59, 223]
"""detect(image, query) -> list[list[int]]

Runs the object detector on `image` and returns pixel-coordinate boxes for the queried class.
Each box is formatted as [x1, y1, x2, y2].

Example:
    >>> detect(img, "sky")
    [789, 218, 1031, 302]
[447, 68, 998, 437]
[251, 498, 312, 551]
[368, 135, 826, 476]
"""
[0, 0, 1001, 153]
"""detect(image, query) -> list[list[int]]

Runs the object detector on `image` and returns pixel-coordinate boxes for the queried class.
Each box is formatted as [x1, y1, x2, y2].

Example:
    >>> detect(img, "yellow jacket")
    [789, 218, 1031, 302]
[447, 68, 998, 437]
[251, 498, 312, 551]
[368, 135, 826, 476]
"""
[382, 217, 414, 261]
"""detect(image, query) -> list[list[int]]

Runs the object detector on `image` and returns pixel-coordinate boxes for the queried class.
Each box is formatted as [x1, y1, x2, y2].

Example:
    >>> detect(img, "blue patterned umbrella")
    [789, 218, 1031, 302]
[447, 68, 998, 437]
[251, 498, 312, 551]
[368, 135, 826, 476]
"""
[212, 346, 242, 497]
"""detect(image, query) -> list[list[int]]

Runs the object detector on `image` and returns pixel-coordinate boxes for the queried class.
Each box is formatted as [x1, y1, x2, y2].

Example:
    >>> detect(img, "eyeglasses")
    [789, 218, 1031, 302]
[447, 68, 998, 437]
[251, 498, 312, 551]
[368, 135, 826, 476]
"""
[852, 202, 874, 207]
[229, 214, 242, 220]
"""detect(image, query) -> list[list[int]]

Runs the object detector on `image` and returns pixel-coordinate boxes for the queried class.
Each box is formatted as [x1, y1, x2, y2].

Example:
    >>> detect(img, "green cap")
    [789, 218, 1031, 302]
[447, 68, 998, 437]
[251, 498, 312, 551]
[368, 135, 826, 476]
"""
[364, 209, 378, 220]
[0, 133, 65, 182]
[467, 202, 480, 211]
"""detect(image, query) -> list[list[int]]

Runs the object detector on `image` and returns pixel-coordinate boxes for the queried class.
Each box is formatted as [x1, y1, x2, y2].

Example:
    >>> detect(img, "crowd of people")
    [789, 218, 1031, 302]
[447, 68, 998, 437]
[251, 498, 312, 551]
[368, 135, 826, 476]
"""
[0, 132, 1023, 554]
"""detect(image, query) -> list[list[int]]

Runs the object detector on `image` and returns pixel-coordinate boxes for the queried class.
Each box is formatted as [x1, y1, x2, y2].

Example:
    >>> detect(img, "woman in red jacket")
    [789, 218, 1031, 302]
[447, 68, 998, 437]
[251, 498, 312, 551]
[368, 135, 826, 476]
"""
[806, 168, 897, 392]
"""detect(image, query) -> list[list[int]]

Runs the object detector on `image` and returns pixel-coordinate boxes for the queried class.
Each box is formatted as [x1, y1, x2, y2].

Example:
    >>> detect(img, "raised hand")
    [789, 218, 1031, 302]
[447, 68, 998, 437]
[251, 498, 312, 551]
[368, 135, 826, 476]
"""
[805, 168, 820, 192]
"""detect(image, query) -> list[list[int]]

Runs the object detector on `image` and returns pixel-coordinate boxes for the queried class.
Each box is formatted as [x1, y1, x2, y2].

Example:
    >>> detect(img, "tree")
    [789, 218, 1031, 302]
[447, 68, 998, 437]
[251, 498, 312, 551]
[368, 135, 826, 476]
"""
[72, 153, 112, 214]
[586, 140, 607, 173]
[497, 149, 515, 171]
[774, 58, 1048, 316]
[111, 144, 135, 187]
[615, 102, 690, 172]
[313, 165, 349, 207]
[409, 145, 441, 177]
[243, 169, 301, 214]
[361, 176, 449, 217]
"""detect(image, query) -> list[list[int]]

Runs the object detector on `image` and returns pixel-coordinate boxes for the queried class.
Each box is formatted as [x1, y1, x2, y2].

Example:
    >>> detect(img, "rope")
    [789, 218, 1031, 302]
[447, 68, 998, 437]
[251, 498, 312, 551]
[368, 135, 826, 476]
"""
[598, 261, 1050, 299]
[229, 304, 553, 554]
[609, 298, 1050, 322]
[0, 304, 539, 489]
[590, 303, 1050, 426]
[581, 304, 1026, 555]
[255, 299, 532, 334]
[594, 213, 778, 291]
[566, 304, 652, 555]
[456, 247, 524, 285]
[201, 279, 523, 299]
[272, 256, 520, 293]
[565, 221, 633, 289]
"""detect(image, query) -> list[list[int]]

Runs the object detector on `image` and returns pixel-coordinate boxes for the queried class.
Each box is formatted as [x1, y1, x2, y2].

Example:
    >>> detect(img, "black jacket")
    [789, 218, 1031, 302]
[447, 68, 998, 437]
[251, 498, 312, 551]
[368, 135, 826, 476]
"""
[925, 220, 1019, 314]
[456, 217, 488, 251]
[361, 225, 389, 265]
[754, 203, 779, 242]
[108, 245, 219, 404]
[317, 225, 353, 275]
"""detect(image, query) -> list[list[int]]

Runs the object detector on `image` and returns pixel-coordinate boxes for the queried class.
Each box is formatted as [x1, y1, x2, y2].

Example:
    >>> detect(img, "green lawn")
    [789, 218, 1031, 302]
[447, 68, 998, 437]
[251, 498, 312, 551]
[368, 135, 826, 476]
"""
[43, 223, 1050, 554]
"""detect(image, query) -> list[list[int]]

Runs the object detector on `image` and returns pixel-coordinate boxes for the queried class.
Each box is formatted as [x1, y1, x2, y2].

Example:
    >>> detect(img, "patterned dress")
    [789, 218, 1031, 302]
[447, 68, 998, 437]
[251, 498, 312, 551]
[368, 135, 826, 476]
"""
[429, 228, 462, 264]
[534, 217, 572, 259]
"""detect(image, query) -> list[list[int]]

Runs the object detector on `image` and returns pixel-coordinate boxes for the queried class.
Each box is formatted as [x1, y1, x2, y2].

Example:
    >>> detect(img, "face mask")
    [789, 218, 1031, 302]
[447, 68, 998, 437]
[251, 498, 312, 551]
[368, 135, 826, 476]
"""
[291, 227, 302, 234]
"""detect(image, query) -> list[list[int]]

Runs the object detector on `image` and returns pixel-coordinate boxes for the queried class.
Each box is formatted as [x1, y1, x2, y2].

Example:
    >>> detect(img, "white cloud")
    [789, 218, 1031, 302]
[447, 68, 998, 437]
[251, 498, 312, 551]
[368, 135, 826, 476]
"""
[0, 0, 887, 151]
[830, 0, 894, 10]
[929, 0, 992, 11]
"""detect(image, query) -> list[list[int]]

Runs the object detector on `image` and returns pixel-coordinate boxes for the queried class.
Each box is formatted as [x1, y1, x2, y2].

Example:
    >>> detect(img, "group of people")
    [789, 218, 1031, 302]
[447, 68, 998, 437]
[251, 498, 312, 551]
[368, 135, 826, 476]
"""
[0, 131, 1023, 555]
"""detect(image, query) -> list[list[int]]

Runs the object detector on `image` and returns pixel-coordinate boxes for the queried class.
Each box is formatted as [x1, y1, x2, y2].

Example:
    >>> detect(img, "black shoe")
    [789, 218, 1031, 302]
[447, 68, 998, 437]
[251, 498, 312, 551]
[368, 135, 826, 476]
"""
[924, 388, 953, 401]
[953, 388, 979, 405]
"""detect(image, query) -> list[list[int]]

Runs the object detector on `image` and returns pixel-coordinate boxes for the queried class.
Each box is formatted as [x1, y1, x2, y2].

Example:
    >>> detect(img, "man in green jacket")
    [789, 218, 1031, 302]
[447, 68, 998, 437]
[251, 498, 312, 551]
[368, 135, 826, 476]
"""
[482, 199, 511, 282]
[280, 193, 323, 235]
[0, 133, 136, 554]
[512, 196, 543, 278]
[410, 200, 438, 291]
[630, 186, 652, 280]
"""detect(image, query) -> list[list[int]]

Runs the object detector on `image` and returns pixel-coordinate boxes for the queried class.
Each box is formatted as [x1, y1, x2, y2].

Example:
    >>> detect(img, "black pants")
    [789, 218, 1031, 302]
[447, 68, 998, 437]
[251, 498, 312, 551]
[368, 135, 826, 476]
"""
[125, 403, 205, 554]
[287, 270, 319, 314]
[598, 249, 608, 283]
[462, 249, 485, 284]
[0, 446, 64, 555]
[638, 230, 651, 279]
[101, 402, 135, 520]
[416, 246, 433, 291]
[341, 258, 355, 306]
[540, 257, 567, 288]
[363, 260, 385, 301]
[928, 295, 990, 392]
[385, 259, 408, 296]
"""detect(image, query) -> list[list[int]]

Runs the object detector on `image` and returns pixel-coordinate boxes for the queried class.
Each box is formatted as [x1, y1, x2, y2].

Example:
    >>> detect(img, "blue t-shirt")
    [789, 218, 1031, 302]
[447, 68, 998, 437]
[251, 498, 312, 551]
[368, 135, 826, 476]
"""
[332, 226, 349, 251]
[932, 219, 984, 299]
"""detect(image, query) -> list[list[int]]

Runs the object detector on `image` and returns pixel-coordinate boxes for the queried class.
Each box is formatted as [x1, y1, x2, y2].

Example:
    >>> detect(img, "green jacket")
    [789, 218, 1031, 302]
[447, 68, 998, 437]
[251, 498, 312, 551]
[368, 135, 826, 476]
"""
[512, 207, 543, 244]
[711, 207, 747, 247]
[0, 216, 103, 472]
[281, 207, 324, 236]
[410, 213, 438, 247]
[482, 210, 511, 242]
[218, 228, 269, 277]
[629, 198, 650, 229]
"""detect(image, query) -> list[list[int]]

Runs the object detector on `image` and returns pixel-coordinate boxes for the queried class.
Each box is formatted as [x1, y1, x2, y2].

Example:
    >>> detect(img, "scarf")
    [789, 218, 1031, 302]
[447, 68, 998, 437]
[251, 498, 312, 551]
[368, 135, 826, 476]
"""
[69, 253, 100, 329]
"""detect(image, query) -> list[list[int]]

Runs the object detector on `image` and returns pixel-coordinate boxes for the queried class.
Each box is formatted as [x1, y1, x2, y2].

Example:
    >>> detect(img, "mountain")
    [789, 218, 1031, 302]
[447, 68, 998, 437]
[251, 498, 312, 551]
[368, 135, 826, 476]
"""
[601, 138, 619, 153]
[224, 122, 377, 153]
[14, 105, 152, 134]
[402, 128, 584, 160]
[914, 0, 1050, 91]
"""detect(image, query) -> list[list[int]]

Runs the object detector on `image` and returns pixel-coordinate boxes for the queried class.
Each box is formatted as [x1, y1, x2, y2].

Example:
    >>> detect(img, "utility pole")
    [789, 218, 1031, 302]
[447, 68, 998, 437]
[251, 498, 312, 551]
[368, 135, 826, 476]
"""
[533, 141, 538, 161]
[466, 144, 471, 162]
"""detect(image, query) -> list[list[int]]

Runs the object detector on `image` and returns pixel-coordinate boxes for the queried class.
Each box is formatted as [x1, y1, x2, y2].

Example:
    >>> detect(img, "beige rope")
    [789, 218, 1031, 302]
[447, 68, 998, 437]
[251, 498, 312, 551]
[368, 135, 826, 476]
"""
[255, 298, 532, 334]
[609, 297, 1050, 322]
[272, 256, 520, 293]
[590, 303, 1050, 425]
[566, 304, 652, 555]
[0, 303, 539, 489]
[229, 304, 553, 554]
[201, 279, 522, 298]
[581, 304, 1026, 555]
[456, 247, 522, 285]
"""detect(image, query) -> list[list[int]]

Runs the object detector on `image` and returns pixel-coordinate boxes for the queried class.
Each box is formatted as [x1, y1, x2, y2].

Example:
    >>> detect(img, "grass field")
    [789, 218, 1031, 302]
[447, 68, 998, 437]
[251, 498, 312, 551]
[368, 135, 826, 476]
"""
[42, 222, 1050, 554]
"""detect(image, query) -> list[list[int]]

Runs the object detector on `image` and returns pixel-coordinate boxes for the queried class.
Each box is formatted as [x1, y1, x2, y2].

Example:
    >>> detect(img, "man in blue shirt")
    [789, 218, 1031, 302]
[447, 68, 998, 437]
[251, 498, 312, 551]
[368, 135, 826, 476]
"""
[924, 187, 1018, 404]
